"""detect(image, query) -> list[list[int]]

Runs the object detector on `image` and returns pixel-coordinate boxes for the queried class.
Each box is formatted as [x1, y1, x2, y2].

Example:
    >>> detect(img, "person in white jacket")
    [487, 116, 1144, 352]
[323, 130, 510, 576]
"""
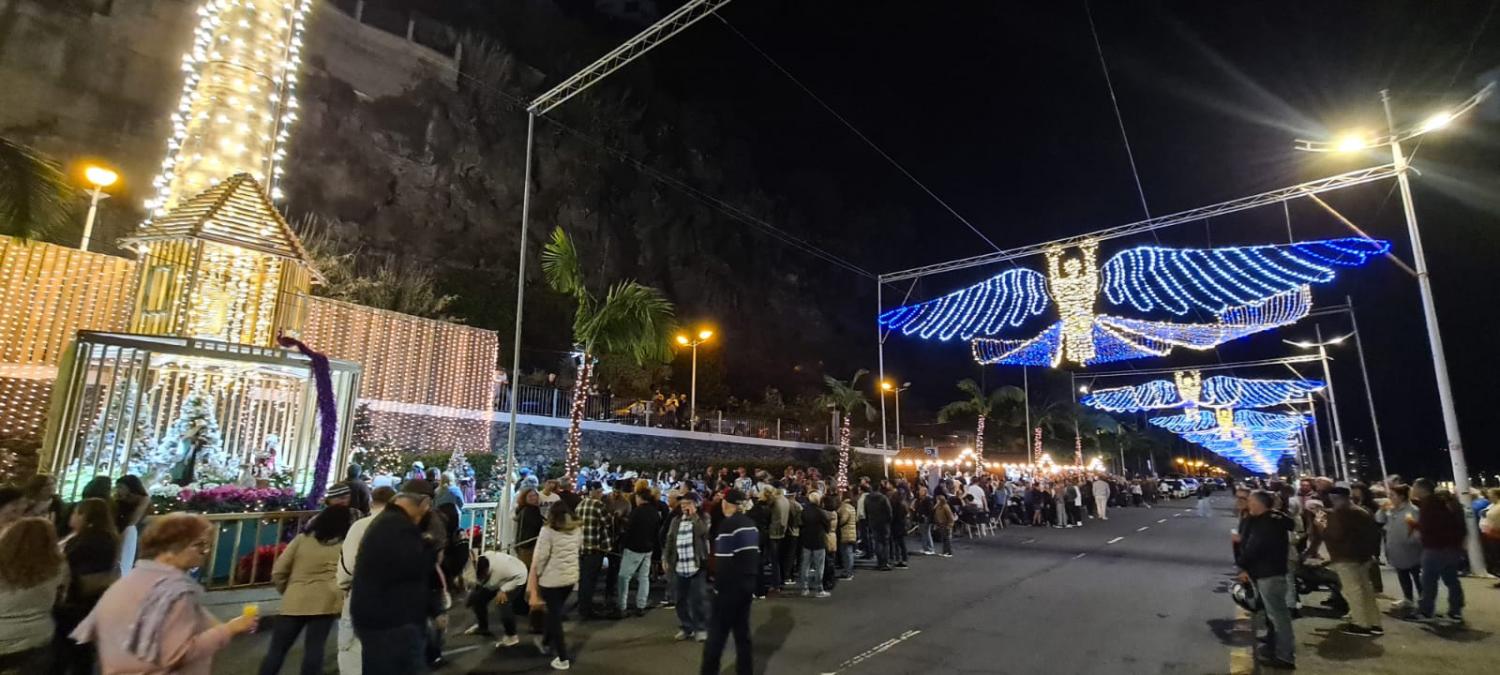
[336, 486, 393, 674]
[1091, 477, 1111, 521]
[465, 550, 528, 647]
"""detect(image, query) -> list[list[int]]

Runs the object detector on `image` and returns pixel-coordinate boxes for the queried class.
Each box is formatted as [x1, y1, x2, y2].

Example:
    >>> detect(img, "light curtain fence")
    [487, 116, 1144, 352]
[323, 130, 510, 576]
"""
[497, 383, 833, 444]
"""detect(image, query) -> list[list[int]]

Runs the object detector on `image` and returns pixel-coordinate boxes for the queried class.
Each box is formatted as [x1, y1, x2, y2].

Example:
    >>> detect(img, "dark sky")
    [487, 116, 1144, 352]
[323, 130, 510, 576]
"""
[627, 0, 1500, 479]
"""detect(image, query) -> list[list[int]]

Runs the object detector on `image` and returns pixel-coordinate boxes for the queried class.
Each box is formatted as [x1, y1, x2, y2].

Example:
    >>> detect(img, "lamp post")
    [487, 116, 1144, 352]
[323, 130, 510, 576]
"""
[675, 328, 714, 429]
[80, 165, 118, 252]
[880, 380, 910, 453]
[1295, 83, 1492, 572]
[1286, 329, 1351, 482]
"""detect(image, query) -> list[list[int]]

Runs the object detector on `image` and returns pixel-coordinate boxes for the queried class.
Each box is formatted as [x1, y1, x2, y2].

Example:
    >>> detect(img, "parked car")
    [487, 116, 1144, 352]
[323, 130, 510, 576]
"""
[1179, 478, 1202, 494]
[1158, 479, 1189, 499]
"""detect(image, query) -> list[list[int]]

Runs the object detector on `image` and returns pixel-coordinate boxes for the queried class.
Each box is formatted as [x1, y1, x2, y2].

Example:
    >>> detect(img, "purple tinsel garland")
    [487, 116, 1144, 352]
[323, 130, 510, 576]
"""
[278, 335, 337, 509]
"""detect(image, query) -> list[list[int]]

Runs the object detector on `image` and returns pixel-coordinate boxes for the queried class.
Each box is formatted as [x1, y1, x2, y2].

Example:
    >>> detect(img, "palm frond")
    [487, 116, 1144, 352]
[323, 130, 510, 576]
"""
[581, 281, 676, 365]
[540, 226, 591, 304]
[0, 136, 74, 240]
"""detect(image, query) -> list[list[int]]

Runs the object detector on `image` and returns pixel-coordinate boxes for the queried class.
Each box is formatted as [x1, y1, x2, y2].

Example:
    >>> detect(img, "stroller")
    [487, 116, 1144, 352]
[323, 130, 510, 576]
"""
[1294, 560, 1347, 614]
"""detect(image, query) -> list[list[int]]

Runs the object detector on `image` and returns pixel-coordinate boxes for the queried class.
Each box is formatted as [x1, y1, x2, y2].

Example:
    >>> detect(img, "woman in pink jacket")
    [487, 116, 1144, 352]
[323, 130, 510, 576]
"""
[72, 513, 259, 674]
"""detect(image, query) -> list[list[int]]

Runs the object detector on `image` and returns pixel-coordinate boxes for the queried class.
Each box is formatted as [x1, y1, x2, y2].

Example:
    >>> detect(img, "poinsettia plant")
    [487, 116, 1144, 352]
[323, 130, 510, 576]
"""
[149, 484, 301, 514]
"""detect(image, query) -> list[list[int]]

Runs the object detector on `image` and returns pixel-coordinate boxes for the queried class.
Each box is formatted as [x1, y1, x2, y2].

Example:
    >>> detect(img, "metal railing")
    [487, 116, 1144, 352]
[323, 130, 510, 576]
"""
[201, 510, 319, 590]
[495, 384, 834, 444]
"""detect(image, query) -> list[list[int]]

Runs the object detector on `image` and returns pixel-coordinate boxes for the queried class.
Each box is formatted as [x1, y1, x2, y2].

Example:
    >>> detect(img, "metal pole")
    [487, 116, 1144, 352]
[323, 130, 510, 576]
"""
[1023, 367, 1032, 465]
[80, 186, 103, 251]
[1308, 400, 1326, 477]
[894, 388, 902, 453]
[689, 341, 698, 429]
[1346, 298, 1391, 488]
[499, 111, 536, 547]
[1315, 325, 1349, 482]
[1382, 90, 1485, 571]
[878, 283, 888, 450]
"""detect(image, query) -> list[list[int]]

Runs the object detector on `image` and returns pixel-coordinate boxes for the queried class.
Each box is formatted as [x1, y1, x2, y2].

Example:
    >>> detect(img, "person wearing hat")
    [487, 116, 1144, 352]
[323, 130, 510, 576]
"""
[1319, 486, 1384, 637]
[349, 481, 436, 675]
[700, 489, 758, 675]
[664, 492, 710, 641]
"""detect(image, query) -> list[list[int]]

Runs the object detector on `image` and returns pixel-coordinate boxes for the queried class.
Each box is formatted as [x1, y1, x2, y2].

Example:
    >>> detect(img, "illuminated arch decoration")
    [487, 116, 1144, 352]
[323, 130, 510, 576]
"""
[879, 237, 1390, 367]
[1149, 409, 1310, 435]
[1081, 373, 1325, 412]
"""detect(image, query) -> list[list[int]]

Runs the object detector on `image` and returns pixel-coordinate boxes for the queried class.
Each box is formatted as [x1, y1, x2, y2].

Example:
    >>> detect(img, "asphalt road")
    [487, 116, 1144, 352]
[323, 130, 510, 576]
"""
[443, 497, 1242, 675]
[225, 495, 1498, 674]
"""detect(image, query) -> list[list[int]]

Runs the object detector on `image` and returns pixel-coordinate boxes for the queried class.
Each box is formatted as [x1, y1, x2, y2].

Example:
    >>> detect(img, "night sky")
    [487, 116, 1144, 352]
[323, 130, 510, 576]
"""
[632, 0, 1500, 479]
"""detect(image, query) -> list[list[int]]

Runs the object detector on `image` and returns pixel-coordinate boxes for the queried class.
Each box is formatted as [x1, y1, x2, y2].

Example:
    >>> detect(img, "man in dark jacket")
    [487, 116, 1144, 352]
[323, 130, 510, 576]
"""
[702, 489, 759, 675]
[665, 493, 711, 640]
[888, 487, 910, 568]
[350, 487, 436, 675]
[1236, 491, 1295, 669]
[616, 488, 662, 618]
[1409, 481, 1468, 623]
[1320, 487, 1383, 636]
[864, 487, 893, 571]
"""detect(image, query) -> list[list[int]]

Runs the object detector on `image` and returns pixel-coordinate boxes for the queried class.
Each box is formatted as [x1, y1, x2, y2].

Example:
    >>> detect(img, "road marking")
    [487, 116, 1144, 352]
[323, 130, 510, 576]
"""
[1229, 607, 1255, 674]
[1136, 526, 1149, 532]
[1173, 513, 1182, 518]
[442, 645, 481, 657]
[824, 630, 922, 674]
[1157, 518, 1167, 523]
[1021, 538, 1037, 544]
[1073, 552, 1087, 559]
[1107, 536, 1125, 544]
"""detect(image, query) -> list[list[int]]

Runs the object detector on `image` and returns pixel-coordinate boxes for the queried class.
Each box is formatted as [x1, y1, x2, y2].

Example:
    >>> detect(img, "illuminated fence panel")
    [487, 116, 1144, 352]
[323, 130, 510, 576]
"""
[0, 238, 136, 443]
[296, 295, 498, 452]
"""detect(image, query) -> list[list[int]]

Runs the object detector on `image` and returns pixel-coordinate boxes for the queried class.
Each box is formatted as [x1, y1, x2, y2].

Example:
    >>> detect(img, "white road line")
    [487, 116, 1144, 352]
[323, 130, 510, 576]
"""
[825, 630, 922, 674]
[442, 645, 481, 657]
[1073, 552, 1088, 559]
[1173, 513, 1182, 518]
[1157, 518, 1167, 523]
[1107, 536, 1125, 544]
[1136, 526, 1149, 532]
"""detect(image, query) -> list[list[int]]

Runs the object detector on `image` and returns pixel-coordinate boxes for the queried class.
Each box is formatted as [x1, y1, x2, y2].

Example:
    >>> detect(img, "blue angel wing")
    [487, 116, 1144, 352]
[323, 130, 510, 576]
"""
[1200, 376, 1325, 408]
[1100, 237, 1391, 315]
[878, 268, 1050, 341]
[1080, 379, 1184, 412]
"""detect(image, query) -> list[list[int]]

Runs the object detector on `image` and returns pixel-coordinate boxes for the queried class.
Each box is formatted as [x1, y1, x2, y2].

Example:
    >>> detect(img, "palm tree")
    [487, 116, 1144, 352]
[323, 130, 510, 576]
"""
[816, 369, 877, 488]
[541, 226, 676, 480]
[936, 379, 1025, 464]
[1, 136, 74, 240]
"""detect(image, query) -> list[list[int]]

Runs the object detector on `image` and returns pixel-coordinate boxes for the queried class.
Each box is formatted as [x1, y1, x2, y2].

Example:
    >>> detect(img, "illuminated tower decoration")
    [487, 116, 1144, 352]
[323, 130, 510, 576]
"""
[145, 0, 312, 216]
[1173, 370, 1203, 410]
[125, 0, 318, 347]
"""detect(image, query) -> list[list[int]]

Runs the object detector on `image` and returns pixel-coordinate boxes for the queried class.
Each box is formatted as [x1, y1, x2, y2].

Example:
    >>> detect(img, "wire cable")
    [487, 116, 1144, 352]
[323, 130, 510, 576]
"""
[1085, 0, 1152, 222]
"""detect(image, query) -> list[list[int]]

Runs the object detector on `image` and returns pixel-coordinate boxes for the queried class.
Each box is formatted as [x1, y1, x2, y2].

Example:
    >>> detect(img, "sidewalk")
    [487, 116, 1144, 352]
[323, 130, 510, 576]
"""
[1277, 568, 1497, 674]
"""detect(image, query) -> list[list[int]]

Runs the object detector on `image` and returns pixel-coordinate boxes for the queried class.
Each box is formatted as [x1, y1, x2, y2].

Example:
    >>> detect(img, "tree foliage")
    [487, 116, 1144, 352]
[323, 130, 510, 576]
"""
[0, 136, 74, 240]
[295, 214, 457, 320]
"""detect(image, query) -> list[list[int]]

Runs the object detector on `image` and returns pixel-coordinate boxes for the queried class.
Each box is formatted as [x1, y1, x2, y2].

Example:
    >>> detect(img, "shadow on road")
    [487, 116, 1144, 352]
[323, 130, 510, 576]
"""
[750, 605, 795, 675]
[1205, 617, 1255, 647]
[1308, 627, 1386, 661]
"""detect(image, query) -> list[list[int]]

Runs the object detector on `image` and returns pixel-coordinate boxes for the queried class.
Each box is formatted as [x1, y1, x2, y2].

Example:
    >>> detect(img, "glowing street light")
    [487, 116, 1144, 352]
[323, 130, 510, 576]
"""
[80, 163, 119, 252]
[676, 327, 714, 429]
[879, 379, 911, 457]
[1294, 82, 1494, 572]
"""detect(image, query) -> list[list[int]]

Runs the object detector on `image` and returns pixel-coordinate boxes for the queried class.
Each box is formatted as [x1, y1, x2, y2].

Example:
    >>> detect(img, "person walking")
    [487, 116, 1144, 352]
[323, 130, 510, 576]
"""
[933, 493, 956, 557]
[528, 500, 581, 671]
[0, 518, 68, 673]
[54, 498, 120, 675]
[913, 485, 935, 555]
[701, 489, 758, 675]
[1236, 491, 1296, 670]
[465, 549, 527, 646]
[258, 506, 351, 675]
[336, 486, 393, 675]
[1092, 476, 1111, 521]
[575, 482, 615, 621]
[72, 513, 259, 674]
[1375, 485, 1423, 611]
[615, 487, 661, 619]
[864, 486, 892, 570]
[664, 493, 710, 641]
[1407, 480, 1467, 624]
[349, 486, 437, 675]
[1319, 487, 1383, 636]
[1196, 482, 1213, 518]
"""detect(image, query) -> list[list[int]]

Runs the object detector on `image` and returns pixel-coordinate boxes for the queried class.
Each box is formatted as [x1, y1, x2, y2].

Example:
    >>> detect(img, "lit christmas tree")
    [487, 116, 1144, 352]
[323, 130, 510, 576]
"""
[153, 389, 229, 487]
[446, 447, 470, 481]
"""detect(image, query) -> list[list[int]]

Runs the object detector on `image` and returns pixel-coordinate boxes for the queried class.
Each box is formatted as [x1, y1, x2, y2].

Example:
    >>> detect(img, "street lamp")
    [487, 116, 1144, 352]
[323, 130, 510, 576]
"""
[80, 164, 118, 252]
[1285, 327, 1353, 482]
[1296, 82, 1493, 571]
[879, 380, 910, 453]
[675, 327, 714, 430]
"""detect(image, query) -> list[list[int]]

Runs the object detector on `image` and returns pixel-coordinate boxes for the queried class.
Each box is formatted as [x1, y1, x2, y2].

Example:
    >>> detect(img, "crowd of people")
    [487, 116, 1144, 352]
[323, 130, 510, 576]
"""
[5, 462, 1495, 675]
[1231, 475, 1499, 670]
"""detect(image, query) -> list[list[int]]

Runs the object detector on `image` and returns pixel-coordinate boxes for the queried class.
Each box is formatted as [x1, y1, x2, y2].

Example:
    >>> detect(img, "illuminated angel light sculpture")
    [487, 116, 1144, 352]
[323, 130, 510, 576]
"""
[1081, 371, 1325, 412]
[1153, 408, 1308, 473]
[877, 237, 1390, 367]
